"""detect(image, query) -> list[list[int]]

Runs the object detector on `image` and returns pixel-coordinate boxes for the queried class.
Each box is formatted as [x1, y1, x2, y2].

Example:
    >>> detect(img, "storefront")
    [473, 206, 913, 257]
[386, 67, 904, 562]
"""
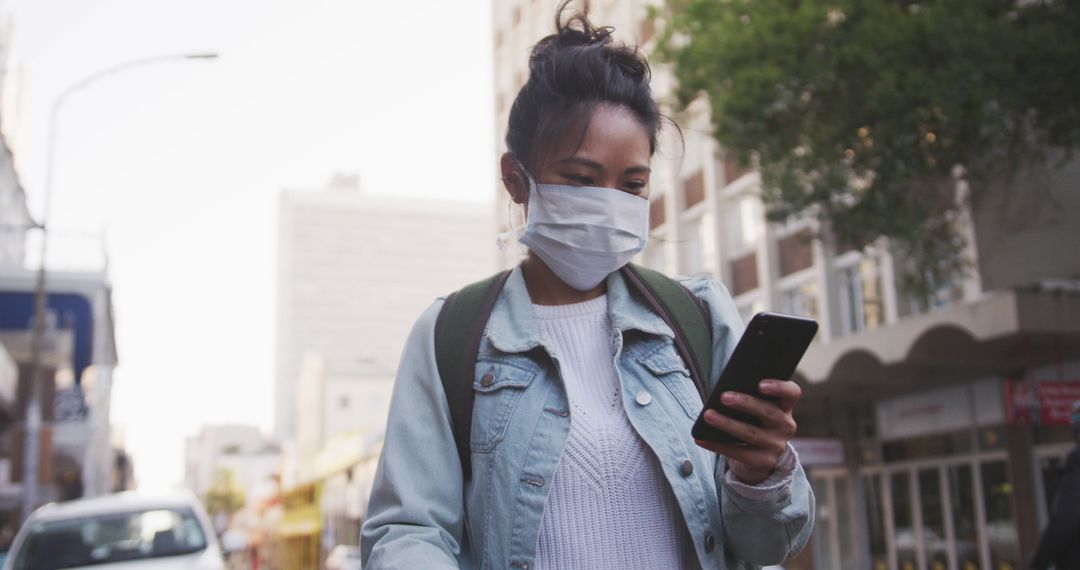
[799, 374, 1077, 570]
[793, 288, 1080, 570]
[278, 481, 322, 570]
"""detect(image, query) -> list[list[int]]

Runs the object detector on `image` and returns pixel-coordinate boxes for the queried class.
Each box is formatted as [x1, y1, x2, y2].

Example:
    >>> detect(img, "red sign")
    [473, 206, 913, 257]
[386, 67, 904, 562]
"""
[1005, 379, 1080, 425]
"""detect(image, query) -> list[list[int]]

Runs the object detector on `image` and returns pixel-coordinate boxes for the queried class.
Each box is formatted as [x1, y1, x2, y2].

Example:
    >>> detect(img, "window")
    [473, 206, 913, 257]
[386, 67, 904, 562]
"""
[909, 270, 963, 314]
[679, 212, 716, 277]
[736, 297, 766, 325]
[837, 257, 884, 335]
[724, 194, 762, 258]
[13, 508, 208, 570]
[777, 229, 814, 276]
[680, 216, 703, 275]
[780, 279, 819, 321]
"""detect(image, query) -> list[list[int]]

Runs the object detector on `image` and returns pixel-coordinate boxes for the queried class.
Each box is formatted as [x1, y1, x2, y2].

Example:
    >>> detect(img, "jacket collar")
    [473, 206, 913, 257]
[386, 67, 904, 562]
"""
[485, 265, 675, 354]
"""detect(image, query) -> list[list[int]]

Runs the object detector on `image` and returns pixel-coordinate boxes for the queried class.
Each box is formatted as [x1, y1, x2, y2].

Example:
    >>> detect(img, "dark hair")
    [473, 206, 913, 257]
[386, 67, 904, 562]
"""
[505, 1, 663, 176]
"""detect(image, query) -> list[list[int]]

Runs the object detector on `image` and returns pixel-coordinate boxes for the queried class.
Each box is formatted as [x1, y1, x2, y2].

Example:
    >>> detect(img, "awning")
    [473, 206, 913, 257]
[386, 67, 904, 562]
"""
[797, 287, 1080, 403]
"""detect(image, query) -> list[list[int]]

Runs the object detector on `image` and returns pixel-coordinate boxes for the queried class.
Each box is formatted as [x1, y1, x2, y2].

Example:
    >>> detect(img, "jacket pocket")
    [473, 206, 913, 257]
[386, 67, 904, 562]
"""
[470, 355, 539, 452]
[635, 344, 703, 420]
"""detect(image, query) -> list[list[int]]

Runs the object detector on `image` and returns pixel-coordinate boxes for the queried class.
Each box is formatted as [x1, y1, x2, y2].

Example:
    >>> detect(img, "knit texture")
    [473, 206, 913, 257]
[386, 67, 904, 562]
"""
[532, 295, 695, 570]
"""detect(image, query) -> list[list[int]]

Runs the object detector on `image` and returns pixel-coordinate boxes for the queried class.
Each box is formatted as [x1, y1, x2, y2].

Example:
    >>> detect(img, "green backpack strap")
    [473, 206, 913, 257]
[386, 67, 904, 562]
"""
[620, 264, 714, 401]
[434, 270, 512, 482]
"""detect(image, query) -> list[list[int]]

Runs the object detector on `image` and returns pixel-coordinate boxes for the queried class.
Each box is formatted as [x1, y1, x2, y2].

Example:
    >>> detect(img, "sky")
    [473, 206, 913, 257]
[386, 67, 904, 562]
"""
[5, 0, 495, 491]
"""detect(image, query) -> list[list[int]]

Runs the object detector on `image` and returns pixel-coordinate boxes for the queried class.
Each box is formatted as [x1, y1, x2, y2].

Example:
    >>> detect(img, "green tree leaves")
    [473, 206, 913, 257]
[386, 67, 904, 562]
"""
[655, 0, 1080, 301]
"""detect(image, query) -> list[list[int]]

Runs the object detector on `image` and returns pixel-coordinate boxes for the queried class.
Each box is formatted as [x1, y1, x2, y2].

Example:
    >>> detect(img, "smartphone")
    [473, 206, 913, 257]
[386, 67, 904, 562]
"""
[691, 311, 818, 445]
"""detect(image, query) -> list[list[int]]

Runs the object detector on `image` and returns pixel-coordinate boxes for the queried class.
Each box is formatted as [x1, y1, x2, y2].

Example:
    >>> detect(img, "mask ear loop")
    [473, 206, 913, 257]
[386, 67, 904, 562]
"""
[497, 158, 534, 252]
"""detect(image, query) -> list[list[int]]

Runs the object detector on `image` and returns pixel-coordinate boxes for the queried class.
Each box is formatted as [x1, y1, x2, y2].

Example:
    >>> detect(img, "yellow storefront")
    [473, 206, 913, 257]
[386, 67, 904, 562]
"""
[278, 481, 322, 570]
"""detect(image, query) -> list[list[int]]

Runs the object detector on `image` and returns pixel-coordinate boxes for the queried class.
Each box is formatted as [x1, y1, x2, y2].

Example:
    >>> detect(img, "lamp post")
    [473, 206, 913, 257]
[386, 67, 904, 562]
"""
[21, 52, 217, 522]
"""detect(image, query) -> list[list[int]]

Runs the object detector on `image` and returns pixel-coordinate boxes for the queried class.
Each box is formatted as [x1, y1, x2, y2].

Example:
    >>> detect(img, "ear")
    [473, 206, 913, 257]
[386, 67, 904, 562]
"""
[500, 153, 528, 205]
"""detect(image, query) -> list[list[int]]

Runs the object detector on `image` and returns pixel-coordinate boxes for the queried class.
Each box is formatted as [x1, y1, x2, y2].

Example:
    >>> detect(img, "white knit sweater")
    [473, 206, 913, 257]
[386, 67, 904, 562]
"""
[532, 295, 695, 570]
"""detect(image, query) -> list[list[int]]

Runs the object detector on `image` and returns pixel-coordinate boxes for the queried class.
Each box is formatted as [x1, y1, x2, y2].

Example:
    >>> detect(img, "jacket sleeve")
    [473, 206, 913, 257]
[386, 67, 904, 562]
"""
[682, 276, 816, 566]
[1031, 447, 1080, 569]
[360, 300, 465, 570]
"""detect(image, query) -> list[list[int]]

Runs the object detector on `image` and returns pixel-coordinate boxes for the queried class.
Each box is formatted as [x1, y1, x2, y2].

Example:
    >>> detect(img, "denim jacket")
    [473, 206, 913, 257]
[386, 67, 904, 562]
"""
[361, 267, 814, 570]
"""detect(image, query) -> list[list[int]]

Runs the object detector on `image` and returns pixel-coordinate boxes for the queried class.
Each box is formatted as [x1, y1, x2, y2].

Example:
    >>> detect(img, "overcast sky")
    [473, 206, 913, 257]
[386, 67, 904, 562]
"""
[6, 0, 495, 491]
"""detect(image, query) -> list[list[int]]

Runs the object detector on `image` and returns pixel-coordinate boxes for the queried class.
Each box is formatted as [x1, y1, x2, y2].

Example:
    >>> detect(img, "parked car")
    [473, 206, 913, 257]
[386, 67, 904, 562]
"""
[2, 491, 226, 570]
[325, 545, 362, 570]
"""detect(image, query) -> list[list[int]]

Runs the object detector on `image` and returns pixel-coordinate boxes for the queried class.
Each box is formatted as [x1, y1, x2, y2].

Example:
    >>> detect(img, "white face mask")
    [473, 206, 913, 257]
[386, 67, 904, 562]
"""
[517, 172, 649, 291]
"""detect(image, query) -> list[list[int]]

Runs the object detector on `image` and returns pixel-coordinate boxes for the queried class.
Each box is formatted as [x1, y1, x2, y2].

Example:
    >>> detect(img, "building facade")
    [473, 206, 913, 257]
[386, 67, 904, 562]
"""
[492, 2, 1080, 569]
[274, 174, 496, 466]
[0, 264, 121, 534]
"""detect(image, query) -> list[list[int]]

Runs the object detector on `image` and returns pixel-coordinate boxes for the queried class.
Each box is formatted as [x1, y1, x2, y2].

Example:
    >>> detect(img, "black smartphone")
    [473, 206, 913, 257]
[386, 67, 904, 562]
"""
[691, 311, 818, 445]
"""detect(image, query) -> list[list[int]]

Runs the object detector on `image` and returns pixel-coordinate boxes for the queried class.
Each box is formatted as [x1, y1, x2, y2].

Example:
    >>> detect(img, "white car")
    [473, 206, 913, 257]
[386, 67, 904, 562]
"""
[3, 491, 226, 570]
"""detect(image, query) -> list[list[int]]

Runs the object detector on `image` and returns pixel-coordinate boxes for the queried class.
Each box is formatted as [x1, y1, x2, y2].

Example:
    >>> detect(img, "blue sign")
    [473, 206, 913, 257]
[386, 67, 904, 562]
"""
[0, 291, 95, 383]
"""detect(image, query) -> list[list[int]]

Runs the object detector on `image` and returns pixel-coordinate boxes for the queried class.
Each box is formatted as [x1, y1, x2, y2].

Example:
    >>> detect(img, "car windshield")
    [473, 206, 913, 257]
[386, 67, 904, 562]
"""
[13, 507, 207, 570]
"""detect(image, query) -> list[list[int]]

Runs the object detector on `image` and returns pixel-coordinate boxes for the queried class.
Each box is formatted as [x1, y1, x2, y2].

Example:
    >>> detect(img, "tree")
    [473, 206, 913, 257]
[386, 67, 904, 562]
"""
[203, 467, 245, 520]
[654, 0, 1080, 300]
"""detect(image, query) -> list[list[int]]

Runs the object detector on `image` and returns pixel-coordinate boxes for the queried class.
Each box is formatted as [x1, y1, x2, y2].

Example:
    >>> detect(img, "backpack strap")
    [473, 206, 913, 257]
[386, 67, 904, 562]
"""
[434, 270, 512, 482]
[620, 264, 714, 401]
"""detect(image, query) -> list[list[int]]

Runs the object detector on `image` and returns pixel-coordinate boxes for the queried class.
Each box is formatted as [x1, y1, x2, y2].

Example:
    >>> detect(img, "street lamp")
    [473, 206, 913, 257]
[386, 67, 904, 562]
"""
[21, 52, 218, 522]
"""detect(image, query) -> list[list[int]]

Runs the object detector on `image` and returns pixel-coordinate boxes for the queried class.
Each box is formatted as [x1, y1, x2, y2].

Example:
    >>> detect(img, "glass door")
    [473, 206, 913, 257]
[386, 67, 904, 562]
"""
[809, 470, 857, 569]
[861, 452, 1013, 570]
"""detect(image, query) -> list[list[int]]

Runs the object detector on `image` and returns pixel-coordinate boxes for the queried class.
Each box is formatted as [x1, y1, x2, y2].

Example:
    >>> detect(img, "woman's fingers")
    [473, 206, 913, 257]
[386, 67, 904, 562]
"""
[700, 409, 788, 453]
[758, 379, 802, 413]
[716, 391, 797, 438]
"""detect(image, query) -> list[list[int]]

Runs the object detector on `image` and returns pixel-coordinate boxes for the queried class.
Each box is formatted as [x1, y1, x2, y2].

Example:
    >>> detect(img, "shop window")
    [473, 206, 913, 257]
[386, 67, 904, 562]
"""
[948, 464, 982, 570]
[881, 430, 973, 462]
[981, 461, 1021, 569]
[863, 474, 888, 570]
[890, 471, 917, 570]
[837, 257, 884, 336]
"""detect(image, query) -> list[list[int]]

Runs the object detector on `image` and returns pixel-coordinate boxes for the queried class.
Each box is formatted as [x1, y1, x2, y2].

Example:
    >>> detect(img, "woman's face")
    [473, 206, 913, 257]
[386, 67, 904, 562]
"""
[502, 103, 652, 202]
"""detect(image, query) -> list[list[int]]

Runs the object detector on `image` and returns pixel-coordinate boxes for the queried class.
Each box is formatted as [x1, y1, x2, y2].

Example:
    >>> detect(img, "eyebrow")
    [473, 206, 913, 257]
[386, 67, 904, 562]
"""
[554, 156, 652, 175]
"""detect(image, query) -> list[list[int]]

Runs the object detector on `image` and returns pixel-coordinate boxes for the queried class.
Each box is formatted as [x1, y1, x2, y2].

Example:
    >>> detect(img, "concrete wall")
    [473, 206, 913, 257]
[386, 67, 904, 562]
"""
[971, 156, 1080, 290]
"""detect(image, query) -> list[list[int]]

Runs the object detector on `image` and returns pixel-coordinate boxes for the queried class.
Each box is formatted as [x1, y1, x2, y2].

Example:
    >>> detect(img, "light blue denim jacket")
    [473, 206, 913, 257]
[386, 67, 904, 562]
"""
[361, 267, 814, 569]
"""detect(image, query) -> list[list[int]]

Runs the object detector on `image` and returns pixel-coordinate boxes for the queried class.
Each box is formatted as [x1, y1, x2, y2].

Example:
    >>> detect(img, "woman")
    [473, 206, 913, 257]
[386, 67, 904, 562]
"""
[361, 7, 814, 570]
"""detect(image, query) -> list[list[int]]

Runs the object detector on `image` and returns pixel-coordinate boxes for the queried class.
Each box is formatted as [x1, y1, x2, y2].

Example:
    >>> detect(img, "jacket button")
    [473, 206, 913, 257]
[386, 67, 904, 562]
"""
[705, 534, 716, 553]
[480, 372, 495, 387]
[635, 390, 652, 406]
[680, 460, 694, 477]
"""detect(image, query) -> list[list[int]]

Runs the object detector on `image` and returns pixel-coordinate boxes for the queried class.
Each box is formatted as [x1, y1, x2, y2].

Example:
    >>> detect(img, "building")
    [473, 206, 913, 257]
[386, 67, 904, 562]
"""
[0, 263, 120, 525]
[184, 424, 280, 504]
[274, 174, 495, 464]
[492, 2, 1080, 569]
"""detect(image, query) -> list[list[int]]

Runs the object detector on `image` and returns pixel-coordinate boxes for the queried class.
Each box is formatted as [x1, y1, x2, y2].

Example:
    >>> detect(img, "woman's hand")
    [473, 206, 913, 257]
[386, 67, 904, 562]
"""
[693, 379, 801, 485]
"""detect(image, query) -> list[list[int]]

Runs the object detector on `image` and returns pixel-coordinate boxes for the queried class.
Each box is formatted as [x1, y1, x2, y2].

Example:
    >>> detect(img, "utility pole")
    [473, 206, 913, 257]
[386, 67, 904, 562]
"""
[20, 53, 217, 522]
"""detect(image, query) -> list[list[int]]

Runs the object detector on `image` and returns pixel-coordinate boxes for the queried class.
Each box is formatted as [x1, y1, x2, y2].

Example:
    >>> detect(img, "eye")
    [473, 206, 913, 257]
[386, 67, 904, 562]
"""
[561, 173, 594, 186]
[622, 179, 648, 194]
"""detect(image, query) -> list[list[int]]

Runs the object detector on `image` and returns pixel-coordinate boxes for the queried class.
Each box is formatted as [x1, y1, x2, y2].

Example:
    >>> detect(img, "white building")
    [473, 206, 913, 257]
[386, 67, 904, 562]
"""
[493, 2, 1080, 569]
[184, 424, 279, 505]
[275, 174, 495, 469]
[0, 266, 120, 514]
